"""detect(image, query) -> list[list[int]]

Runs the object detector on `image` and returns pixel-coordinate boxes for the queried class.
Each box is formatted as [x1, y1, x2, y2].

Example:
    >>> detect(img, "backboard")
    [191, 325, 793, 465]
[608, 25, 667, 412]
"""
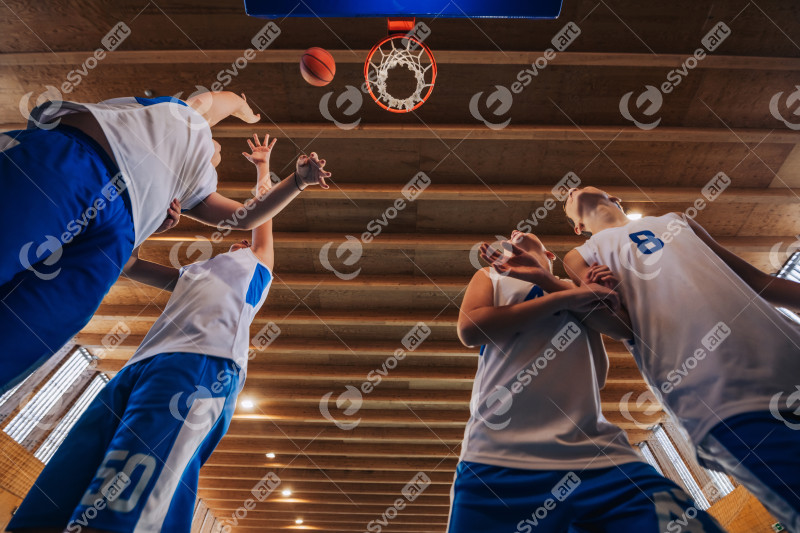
[244, 0, 563, 19]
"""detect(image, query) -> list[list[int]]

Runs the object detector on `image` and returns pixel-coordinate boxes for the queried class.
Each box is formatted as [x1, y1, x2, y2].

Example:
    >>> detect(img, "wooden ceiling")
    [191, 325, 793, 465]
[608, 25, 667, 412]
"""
[2, 0, 800, 531]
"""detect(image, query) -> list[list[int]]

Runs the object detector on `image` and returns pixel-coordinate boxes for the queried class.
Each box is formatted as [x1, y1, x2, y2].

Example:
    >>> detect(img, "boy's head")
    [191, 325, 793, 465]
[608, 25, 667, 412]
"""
[562, 186, 624, 236]
[509, 230, 556, 273]
[211, 139, 222, 167]
[229, 238, 251, 253]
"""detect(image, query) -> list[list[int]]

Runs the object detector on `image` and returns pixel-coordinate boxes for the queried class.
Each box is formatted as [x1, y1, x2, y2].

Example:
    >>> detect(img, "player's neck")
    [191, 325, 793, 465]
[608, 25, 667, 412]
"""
[584, 205, 630, 234]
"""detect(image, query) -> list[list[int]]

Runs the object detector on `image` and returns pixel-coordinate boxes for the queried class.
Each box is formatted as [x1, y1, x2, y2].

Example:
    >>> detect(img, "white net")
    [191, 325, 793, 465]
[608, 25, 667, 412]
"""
[366, 37, 435, 112]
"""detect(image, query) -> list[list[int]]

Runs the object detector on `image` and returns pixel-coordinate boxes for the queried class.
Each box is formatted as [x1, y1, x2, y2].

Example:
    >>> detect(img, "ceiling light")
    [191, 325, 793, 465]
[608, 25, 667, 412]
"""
[626, 212, 642, 220]
[266, 452, 276, 459]
[240, 399, 254, 409]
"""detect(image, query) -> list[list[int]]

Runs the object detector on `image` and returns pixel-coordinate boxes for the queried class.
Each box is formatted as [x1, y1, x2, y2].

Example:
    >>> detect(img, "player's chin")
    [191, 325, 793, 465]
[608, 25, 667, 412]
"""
[229, 242, 249, 252]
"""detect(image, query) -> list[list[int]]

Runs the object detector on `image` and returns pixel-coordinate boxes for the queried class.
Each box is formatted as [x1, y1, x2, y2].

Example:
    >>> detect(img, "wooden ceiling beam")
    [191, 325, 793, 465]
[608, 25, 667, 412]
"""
[199, 482, 451, 498]
[217, 183, 800, 204]
[90, 358, 644, 383]
[220, 405, 660, 430]
[199, 467, 456, 484]
[221, 420, 653, 444]
[143, 232, 796, 253]
[3, 123, 799, 143]
[90, 304, 460, 327]
[205, 453, 458, 472]
[4, 50, 800, 70]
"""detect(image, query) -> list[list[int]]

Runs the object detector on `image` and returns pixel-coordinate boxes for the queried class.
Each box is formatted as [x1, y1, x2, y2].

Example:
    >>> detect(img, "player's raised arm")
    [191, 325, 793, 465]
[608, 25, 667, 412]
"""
[122, 245, 181, 292]
[458, 248, 621, 348]
[185, 151, 330, 230]
[686, 217, 800, 313]
[242, 133, 277, 269]
[186, 91, 261, 126]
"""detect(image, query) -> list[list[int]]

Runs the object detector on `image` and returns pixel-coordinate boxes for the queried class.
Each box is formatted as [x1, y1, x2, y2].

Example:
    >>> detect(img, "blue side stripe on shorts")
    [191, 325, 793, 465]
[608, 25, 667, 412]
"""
[245, 264, 272, 306]
[134, 96, 187, 107]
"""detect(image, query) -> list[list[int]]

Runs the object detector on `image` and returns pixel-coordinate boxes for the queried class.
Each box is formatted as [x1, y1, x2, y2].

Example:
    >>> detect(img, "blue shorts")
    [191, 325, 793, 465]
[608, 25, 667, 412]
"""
[698, 410, 800, 531]
[7, 352, 241, 533]
[447, 460, 725, 533]
[0, 125, 135, 394]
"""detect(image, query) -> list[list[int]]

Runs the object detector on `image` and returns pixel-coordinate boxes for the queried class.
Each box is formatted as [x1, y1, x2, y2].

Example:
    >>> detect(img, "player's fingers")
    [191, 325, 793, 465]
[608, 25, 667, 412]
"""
[253, 133, 261, 146]
[268, 137, 277, 150]
[242, 152, 252, 161]
[318, 175, 330, 189]
[480, 243, 501, 262]
[247, 139, 256, 152]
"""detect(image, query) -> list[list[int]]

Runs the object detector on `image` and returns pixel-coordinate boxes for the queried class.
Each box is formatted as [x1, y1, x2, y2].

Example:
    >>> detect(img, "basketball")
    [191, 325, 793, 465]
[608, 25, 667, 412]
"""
[300, 47, 335, 87]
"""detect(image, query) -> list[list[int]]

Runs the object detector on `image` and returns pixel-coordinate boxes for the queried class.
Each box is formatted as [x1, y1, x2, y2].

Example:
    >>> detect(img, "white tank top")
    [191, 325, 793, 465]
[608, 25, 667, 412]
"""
[29, 97, 218, 247]
[460, 269, 640, 470]
[125, 248, 272, 375]
[575, 213, 800, 446]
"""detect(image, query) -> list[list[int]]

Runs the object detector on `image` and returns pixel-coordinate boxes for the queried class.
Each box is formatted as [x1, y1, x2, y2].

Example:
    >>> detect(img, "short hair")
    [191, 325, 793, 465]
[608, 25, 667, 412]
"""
[560, 196, 624, 238]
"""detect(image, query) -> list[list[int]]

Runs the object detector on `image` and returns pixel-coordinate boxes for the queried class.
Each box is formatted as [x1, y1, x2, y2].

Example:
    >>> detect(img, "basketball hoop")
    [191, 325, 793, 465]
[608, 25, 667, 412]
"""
[364, 18, 437, 113]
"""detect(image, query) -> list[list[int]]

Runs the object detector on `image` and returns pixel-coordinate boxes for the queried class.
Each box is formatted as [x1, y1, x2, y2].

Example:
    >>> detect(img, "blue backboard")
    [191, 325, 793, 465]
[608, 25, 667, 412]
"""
[244, 0, 562, 19]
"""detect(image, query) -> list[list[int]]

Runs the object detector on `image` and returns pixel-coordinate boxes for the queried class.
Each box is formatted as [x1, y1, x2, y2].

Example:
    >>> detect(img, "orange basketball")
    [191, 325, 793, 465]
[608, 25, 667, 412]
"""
[300, 47, 336, 87]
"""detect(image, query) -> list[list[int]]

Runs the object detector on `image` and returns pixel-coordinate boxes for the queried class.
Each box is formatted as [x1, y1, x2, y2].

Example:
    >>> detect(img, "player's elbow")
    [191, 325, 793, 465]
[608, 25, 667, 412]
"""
[457, 315, 484, 348]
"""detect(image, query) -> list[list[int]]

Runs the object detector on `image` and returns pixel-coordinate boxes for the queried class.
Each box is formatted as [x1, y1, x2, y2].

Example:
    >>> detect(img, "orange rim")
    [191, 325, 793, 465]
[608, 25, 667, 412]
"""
[364, 35, 437, 113]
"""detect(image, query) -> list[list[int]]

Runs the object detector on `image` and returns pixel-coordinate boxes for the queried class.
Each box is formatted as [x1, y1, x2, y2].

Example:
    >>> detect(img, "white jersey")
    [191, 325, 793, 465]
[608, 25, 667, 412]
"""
[126, 248, 272, 375]
[29, 97, 218, 247]
[575, 213, 800, 447]
[460, 269, 640, 470]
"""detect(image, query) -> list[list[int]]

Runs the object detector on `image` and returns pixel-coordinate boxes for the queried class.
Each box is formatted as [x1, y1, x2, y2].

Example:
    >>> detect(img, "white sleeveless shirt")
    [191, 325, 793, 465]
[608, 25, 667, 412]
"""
[575, 213, 800, 447]
[126, 248, 272, 375]
[29, 97, 218, 247]
[460, 269, 640, 470]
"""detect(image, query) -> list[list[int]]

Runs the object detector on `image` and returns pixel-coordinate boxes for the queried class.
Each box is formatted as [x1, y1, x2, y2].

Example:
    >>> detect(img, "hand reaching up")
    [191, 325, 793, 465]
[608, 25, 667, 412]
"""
[295, 152, 331, 190]
[242, 133, 277, 167]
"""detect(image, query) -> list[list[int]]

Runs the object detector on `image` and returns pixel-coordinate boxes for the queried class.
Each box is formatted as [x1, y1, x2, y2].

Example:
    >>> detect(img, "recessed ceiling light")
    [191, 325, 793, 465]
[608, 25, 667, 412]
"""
[282, 489, 292, 496]
[626, 213, 643, 220]
[295, 518, 304, 524]
[266, 452, 276, 459]
[240, 399, 254, 409]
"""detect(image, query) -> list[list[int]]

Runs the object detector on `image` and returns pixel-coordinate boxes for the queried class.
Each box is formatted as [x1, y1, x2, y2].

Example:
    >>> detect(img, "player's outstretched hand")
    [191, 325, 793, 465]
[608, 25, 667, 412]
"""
[479, 233, 548, 284]
[242, 133, 277, 167]
[295, 152, 331, 190]
[584, 263, 620, 290]
[232, 93, 261, 124]
[154, 198, 181, 233]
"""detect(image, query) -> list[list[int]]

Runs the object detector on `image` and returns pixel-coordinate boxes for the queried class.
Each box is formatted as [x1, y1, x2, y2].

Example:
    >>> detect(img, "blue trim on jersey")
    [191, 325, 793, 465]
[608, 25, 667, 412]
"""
[524, 285, 544, 301]
[134, 96, 187, 107]
[245, 263, 272, 306]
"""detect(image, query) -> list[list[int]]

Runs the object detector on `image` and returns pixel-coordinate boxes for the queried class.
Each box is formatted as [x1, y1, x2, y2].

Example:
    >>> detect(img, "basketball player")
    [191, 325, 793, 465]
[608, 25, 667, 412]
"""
[448, 231, 724, 533]
[556, 186, 800, 529]
[0, 91, 330, 394]
[5, 133, 309, 533]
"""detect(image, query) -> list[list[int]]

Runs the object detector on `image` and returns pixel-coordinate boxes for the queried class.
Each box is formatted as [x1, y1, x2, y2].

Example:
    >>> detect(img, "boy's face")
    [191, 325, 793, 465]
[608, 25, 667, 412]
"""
[510, 231, 555, 272]
[211, 139, 222, 168]
[563, 186, 619, 234]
